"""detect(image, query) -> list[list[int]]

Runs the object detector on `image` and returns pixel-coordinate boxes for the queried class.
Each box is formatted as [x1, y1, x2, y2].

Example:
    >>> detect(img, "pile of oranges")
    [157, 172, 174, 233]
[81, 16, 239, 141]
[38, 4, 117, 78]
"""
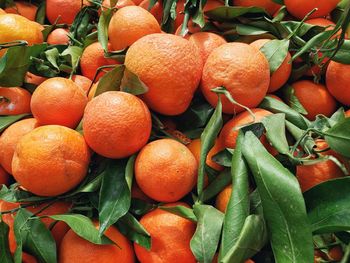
[0, 0, 349, 262]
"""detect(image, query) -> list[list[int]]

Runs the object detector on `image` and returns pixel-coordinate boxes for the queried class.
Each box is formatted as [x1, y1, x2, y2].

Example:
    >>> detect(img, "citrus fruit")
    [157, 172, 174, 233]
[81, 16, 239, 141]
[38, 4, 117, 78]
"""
[30, 77, 87, 128]
[0, 8, 5, 14]
[12, 125, 90, 196]
[108, 6, 161, 51]
[83, 91, 152, 158]
[139, 0, 163, 23]
[0, 118, 39, 174]
[0, 165, 10, 185]
[234, 0, 281, 15]
[134, 202, 196, 263]
[135, 138, 197, 202]
[72, 75, 92, 95]
[215, 184, 233, 213]
[46, 0, 83, 24]
[201, 42, 270, 114]
[4, 1, 38, 21]
[47, 28, 70, 45]
[0, 87, 31, 115]
[326, 61, 350, 106]
[101, 0, 135, 10]
[25, 72, 47, 86]
[284, 0, 340, 20]
[125, 33, 202, 115]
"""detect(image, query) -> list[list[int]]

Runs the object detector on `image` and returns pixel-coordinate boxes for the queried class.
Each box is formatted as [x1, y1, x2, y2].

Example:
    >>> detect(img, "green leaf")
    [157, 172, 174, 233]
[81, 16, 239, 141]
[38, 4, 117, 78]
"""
[120, 67, 149, 95]
[198, 97, 223, 200]
[236, 24, 269, 35]
[221, 215, 267, 263]
[283, 85, 308, 115]
[205, 6, 268, 22]
[305, 177, 350, 234]
[98, 9, 113, 52]
[190, 204, 224, 263]
[159, 205, 197, 222]
[14, 208, 56, 263]
[259, 96, 310, 129]
[272, 0, 284, 4]
[261, 113, 290, 154]
[211, 149, 233, 167]
[260, 39, 290, 73]
[70, 6, 96, 44]
[49, 214, 112, 245]
[324, 118, 350, 158]
[285, 120, 315, 155]
[331, 39, 350, 64]
[202, 169, 231, 202]
[94, 65, 125, 97]
[45, 48, 60, 69]
[0, 220, 14, 263]
[61, 46, 83, 72]
[116, 213, 151, 250]
[220, 133, 249, 261]
[0, 44, 47, 86]
[242, 132, 314, 263]
[0, 114, 30, 133]
[35, 1, 46, 25]
[98, 159, 131, 235]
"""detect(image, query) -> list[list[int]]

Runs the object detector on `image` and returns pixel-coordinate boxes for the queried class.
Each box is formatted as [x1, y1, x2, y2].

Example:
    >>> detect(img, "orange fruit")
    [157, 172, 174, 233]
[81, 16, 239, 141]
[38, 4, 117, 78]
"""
[25, 72, 47, 86]
[30, 77, 88, 128]
[345, 109, 350, 117]
[12, 125, 90, 196]
[4, 1, 38, 21]
[47, 28, 70, 45]
[46, 0, 83, 24]
[131, 182, 154, 202]
[296, 140, 345, 192]
[101, 0, 135, 10]
[234, 0, 281, 15]
[0, 165, 10, 185]
[0, 14, 43, 57]
[72, 74, 92, 95]
[135, 138, 197, 202]
[0, 87, 31, 115]
[284, 0, 340, 20]
[290, 80, 337, 120]
[0, 8, 6, 14]
[108, 6, 161, 51]
[201, 42, 270, 114]
[83, 91, 151, 158]
[326, 61, 350, 106]
[138, 0, 163, 23]
[87, 82, 98, 101]
[80, 42, 116, 81]
[22, 253, 38, 263]
[251, 39, 292, 93]
[59, 223, 135, 263]
[134, 202, 196, 263]
[328, 246, 343, 261]
[0, 118, 39, 174]
[189, 32, 227, 63]
[215, 184, 232, 213]
[125, 33, 202, 115]
[187, 138, 223, 171]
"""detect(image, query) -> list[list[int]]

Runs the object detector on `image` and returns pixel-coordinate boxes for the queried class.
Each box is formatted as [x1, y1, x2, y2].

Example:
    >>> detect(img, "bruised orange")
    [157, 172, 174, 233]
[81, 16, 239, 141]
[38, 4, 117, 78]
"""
[4, 1, 38, 21]
[326, 61, 350, 106]
[12, 125, 91, 196]
[0, 87, 31, 115]
[284, 0, 340, 20]
[125, 33, 202, 115]
[135, 139, 197, 202]
[83, 91, 152, 158]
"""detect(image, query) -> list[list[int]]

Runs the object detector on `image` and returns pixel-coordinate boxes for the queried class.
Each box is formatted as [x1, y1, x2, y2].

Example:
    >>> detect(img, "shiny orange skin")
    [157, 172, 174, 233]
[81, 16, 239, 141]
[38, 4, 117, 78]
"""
[189, 32, 227, 64]
[24, 72, 47, 86]
[108, 6, 161, 51]
[83, 91, 152, 159]
[46, 0, 82, 24]
[0, 118, 39, 174]
[47, 28, 70, 45]
[134, 202, 196, 263]
[326, 61, 350, 106]
[187, 138, 223, 171]
[234, 0, 281, 15]
[87, 82, 98, 101]
[135, 139, 197, 202]
[251, 39, 292, 93]
[284, 0, 340, 20]
[291, 80, 337, 120]
[0, 87, 31, 115]
[31, 77, 88, 128]
[0, 200, 71, 252]
[297, 140, 345, 192]
[0, 14, 43, 57]
[4, 1, 38, 21]
[59, 224, 135, 263]
[72, 75, 92, 95]
[12, 125, 91, 196]
[80, 42, 116, 81]
[201, 42, 270, 114]
[101, 0, 135, 10]
[138, 0, 162, 23]
[0, 165, 10, 185]
[125, 33, 202, 115]
[215, 184, 232, 213]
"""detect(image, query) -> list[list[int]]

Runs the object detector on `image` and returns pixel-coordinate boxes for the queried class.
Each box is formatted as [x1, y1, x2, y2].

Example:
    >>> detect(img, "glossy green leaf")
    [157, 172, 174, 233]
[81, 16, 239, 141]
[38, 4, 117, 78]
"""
[159, 205, 197, 222]
[285, 121, 315, 155]
[190, 204, 224, 263]
[242, 132, 314, 263]
[205, 6, 268, 22]
[221, 215, 267, 263]
[120, 67, 149, 95]
[305, 177, 350, 234]
[331, 39, 350, 64]
[220, 133, 250, 261]
[212, 149, 234, 167]
[35, 1, 46, 24]
[236, 24, 269, 35]
[202, 169, 231, 202]
[0, 114, 30, 133]
[98, 9, 113, 52]
[98, 159, 130, 235]
[61, 46, 83, 72]
[324, 118, 350, 158]
[0, 220, 14, 263]
[94, 65, 125, 97]
[283, 85, 308, 115]
[260, 39, 290, 73]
